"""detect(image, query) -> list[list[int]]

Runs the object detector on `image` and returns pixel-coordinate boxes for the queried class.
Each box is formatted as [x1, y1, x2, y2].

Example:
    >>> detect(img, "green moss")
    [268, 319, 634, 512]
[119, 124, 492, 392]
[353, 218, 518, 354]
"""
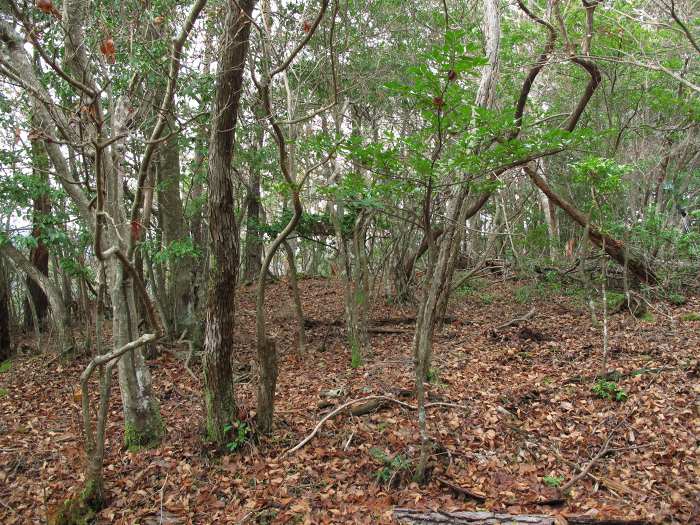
[124, 405, 164, 451]
[638, 311, 655, 322]
[49, 479, 103, 525]
[0, 359, 11, 373]
[350, 338, 363, 369]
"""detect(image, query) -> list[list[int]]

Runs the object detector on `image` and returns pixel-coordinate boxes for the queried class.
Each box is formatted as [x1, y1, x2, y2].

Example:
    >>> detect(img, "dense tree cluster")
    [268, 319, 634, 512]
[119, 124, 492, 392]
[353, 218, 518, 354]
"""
[0, 0, 697, 520]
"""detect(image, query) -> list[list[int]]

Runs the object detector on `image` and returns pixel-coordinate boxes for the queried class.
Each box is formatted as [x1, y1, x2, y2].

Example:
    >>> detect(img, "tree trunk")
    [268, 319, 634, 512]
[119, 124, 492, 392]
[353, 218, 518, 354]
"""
[1, 242, 71, 352]
[283, 240, 306, 353]
[24, 135, 51, 332]
[243, 126, 264, 283]
[158, 122, 194, 337]
[525, 165, 657, 285]
[0, 258, 12, 361]
[394, 509, 654, 525]
[202, 0, 255, 446]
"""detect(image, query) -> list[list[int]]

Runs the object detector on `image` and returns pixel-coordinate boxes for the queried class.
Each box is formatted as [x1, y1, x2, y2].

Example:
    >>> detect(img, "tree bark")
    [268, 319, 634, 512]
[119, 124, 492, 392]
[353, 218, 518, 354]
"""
[24, 134, 51, 332]
[394, 509, 654, 525]
[0, 258, 12, 361]
[157, 121, 194, 337]
[202, 0, 256, 446]
[1, 242, 71, 351]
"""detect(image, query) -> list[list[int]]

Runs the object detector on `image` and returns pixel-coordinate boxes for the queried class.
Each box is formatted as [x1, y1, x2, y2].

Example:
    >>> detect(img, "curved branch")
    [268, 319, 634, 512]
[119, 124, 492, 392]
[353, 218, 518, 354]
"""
[270, 0, 329, 77]
[129, 0, 209, 255]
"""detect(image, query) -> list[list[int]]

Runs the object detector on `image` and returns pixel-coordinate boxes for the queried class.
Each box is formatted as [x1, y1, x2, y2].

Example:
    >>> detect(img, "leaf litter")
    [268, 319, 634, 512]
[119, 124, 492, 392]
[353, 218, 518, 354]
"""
[0, 277, 698, 523]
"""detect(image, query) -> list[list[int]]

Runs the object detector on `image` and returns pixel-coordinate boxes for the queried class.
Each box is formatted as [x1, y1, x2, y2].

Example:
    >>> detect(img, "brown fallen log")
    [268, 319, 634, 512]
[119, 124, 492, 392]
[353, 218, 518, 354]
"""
[393, 508, 656, 525]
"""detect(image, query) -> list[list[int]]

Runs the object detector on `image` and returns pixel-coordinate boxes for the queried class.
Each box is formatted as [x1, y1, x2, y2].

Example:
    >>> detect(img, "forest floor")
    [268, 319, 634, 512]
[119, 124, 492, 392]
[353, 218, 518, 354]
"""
[0, 276, 699, 524]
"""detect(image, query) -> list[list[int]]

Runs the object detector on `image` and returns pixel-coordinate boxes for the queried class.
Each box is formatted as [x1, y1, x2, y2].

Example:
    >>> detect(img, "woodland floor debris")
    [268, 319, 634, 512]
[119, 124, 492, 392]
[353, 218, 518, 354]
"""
[1, 278, 699, 524]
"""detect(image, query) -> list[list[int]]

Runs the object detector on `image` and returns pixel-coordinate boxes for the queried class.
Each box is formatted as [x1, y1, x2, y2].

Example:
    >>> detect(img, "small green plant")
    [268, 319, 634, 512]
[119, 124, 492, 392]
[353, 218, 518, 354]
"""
[681, 312, 700, 321]
[543, 475, 564, 488]
[455, 277, 487, 297]
[605, 291, 626, 312]
[0, 387, 7, 397]
[370, 448, 412, 484]
[478, 292, 494, 305]
[638, 311, 654, 322]
[666, 292, 687, 306]
[0, 360, 11, 374]
[426, 367, 440, 384]
[592, 379, 628, 401]
[223, 420, 251, 452]
[514, 285, 533, 304]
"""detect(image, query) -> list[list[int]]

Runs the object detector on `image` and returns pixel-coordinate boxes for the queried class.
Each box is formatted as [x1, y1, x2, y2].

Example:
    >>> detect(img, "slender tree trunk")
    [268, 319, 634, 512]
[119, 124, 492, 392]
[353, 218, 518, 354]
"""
[202, 0, 255, 446]
[24, 135, 51, 331]
[1, 242, 71, 351]
[283, 240, 306, 353]
[243, 122, 264, 282]
[0, 258, 12, 361]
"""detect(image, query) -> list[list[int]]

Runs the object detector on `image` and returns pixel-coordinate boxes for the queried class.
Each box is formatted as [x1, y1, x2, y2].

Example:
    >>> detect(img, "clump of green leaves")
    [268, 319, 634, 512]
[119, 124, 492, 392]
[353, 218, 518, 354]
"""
[665, 292, 687, 306]
[223, 420, 251, 453]
[455, 277, 487, 297]
[370, 448, 412, 485]
[426, 367, 440, 384]
[0, 387, 8, 398]
[681, 312, 700, 321]
[0, 359, 11, 373]
[543, 475, 564, 488]
[592, 379, 628, 402]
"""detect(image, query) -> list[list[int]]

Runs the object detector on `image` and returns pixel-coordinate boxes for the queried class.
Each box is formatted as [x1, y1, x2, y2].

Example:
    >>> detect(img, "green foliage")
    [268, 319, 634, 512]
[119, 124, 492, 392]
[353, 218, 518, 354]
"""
[223, 420, 251, 453]
[426, 367, 440, 384]
[0, 387, 8, 398]
[0, 359, 11, 373]
[592, 379, 628, 402]
[665, 292, 687, 306]
[369, 448, 412, 484]
[543, 475, 564, 488]
[454, 277, 487, 297]
[605, 291, 626, 312]
[146, 238, 201, 266]
[681, 312, 700, 321]
[350, 338, 363, 369]
[571, 157, 629, 194]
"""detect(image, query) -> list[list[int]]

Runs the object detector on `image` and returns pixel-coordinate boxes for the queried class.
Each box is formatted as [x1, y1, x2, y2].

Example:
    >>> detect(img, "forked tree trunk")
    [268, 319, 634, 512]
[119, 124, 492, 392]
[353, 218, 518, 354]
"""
[202, 0, 255, 446]
[413, 0, 501, 481]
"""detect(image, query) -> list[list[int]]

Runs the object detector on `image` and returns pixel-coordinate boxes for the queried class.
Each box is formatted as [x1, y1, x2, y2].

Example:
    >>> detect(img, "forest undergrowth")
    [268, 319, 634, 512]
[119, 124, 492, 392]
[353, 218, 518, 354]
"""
[1, 277, 698, 524]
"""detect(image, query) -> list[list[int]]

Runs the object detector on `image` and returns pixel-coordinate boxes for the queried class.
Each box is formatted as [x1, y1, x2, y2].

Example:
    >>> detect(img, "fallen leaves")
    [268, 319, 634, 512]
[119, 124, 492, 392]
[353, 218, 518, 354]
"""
[0, 279, 698, 523]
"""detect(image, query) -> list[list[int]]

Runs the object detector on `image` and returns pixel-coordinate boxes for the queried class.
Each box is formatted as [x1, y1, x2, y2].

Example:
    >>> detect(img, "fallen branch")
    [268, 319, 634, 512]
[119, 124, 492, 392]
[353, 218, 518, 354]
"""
[559, 427, 616, 493]
[435, 477, 486, 502]
[491, 308, 536, 331]
[394, 509, 656, 525]
[281, 395, 469, 457]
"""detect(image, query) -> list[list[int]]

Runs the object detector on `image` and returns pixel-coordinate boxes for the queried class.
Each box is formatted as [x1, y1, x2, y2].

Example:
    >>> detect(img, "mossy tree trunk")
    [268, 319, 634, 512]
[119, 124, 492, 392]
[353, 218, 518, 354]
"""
[202, 0, 255, 446]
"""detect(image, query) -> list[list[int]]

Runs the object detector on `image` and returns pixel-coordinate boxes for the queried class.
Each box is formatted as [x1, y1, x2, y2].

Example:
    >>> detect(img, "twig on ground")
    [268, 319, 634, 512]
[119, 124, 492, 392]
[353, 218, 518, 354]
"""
[492, 307, 536, 331]
[281, 395, 469, 457]
[159, 473, 169, 525]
